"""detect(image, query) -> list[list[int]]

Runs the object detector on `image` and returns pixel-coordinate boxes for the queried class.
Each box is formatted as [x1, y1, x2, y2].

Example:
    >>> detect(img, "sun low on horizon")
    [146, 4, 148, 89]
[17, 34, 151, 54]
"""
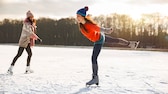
[1, 0, 168, 20]
[89, 1, 168, 20]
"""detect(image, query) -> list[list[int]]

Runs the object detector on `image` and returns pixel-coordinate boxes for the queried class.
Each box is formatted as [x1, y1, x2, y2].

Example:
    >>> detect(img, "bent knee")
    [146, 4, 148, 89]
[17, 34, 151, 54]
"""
[28, 53, 32, 57]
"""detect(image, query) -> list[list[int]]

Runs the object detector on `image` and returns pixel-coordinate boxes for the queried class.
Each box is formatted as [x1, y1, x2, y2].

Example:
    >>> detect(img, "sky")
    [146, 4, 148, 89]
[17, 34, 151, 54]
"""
[0, 0, 168, 20]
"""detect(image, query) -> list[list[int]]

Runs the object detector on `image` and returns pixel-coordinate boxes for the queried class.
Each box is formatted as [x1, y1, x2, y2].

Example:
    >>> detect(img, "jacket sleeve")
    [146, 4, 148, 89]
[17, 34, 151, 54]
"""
[100, 27, 112, 34]
[30, 33, 39, 40]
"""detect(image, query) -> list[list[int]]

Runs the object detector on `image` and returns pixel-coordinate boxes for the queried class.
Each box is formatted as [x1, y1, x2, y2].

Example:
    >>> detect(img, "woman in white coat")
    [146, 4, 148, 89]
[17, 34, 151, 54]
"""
[7, 10, 42, 75]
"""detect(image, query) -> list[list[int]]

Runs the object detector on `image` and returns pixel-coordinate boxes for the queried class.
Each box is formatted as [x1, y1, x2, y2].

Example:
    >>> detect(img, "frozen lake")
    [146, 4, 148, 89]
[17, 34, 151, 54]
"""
[0, 44, 168, 94]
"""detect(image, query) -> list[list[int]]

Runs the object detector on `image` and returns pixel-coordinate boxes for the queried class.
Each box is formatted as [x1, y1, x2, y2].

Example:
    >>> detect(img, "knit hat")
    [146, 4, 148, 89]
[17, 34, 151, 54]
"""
[26, 10, 34, 18]
[76, 6, 88, 17]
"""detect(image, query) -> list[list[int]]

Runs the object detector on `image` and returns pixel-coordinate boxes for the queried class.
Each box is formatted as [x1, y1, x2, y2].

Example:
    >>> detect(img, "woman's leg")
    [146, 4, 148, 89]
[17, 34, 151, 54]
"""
[86, 44, 103, 85]
[8, 47, 24, 74]
[25, 44, 34, 73]
[11, 47, 24, 66]
[25, 44, 32, 66]
[105, 35, 129, 46]
[91, 44, 103, 76]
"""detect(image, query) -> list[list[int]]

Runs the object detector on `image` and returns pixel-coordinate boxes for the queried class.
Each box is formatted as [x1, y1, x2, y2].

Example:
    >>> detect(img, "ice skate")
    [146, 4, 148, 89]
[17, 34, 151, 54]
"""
[135, 41, 140, 49]
[25, 66, 34, 74]
[128, 41, 140, 49]
[86, 75, 99, 86]
[7, 66, 14, 75]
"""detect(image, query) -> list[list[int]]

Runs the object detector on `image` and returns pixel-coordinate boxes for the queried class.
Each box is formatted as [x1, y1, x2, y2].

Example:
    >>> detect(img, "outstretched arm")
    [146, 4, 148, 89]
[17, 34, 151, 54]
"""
[31, 33, 42, 42]
[100, 27, 113, 34]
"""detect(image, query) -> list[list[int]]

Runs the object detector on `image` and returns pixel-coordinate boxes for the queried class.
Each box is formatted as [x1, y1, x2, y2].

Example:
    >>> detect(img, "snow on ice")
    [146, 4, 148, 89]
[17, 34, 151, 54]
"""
[0, 44, 168, 94]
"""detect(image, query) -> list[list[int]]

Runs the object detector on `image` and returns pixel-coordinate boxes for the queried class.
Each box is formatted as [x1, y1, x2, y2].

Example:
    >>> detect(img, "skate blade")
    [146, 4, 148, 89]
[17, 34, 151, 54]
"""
[86, 83, 99, 88]
[25, 71, 34, 74]
[7, 71, 13, 75]
[86, 85, 100, 88]
[5, 73, 13, 76]
[135, 41, 140, 49]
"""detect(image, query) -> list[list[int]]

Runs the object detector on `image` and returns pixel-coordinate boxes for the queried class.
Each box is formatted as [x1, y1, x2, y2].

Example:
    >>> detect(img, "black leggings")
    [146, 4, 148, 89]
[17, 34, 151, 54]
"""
[11, 43, 32, 66]
[91, 44, 103, 75]
[91, 35, 129, 76]
[91, 35, 129, 64]
[105, 35, 129, 46]
[92, 44, 103, 65]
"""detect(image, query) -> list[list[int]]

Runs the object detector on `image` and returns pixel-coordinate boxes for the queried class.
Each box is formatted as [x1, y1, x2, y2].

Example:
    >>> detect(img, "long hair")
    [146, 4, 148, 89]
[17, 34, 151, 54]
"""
[79, 15, 97, 33]
[24, 17, 33, 25]
[32, 19, 37, 33]
[32, 19, 36, 26]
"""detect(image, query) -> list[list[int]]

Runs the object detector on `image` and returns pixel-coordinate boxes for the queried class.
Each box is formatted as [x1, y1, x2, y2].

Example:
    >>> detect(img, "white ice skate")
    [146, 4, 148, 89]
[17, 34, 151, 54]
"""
[7, 66, 14, 75]
[25, 66, 34, 74]
[128, 41, 140, 49]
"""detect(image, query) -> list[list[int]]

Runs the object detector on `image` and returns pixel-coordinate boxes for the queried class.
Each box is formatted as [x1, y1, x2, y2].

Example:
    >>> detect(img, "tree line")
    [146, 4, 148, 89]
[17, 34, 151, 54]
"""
[0, 13, 168, 48]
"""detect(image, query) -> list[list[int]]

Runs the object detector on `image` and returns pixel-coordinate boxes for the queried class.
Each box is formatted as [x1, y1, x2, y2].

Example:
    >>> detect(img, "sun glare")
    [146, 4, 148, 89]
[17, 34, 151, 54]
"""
[129, 13, 142, 20]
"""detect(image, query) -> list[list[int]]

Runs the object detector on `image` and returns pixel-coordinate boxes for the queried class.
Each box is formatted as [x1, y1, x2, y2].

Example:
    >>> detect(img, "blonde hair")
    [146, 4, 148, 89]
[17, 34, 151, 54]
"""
[32, 19, 36, 25]
[85, 14, 97, 24]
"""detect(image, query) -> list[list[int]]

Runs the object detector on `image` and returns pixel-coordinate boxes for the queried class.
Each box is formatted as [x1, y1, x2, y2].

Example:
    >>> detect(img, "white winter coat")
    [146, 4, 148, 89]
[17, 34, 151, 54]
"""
[18, 21, 35, 48]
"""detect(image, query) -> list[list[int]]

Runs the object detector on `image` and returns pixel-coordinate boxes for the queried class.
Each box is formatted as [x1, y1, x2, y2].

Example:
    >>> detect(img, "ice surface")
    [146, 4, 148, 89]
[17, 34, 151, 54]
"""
[0, 45, 168, 94]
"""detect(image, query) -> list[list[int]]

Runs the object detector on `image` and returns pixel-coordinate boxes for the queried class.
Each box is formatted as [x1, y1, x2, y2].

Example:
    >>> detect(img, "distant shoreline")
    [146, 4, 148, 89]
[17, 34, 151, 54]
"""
[1, 43, 168, 52]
